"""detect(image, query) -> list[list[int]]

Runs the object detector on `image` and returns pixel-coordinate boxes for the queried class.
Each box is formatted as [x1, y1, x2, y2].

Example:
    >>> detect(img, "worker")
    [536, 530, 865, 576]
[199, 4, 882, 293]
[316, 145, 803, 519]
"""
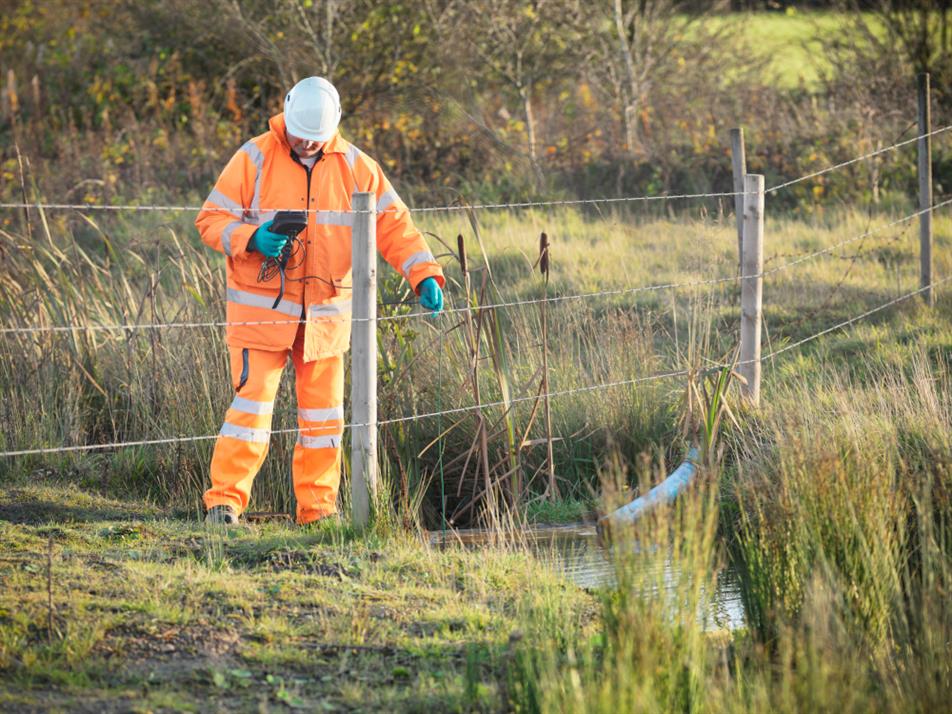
[196, 76, 445, 526]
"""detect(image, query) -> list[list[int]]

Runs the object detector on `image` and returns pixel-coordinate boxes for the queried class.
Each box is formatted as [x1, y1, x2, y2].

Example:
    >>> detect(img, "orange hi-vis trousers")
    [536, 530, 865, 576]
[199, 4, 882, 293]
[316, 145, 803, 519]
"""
[204, 325, 344, 524]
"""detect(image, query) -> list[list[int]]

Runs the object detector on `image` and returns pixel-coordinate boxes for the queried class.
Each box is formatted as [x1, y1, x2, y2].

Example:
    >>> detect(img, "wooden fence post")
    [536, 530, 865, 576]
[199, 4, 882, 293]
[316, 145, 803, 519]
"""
[740, 174, 764, 407]
[730, 128, 747, 274]
[918, 72, 934, 306]
[351, 191, 377, 528]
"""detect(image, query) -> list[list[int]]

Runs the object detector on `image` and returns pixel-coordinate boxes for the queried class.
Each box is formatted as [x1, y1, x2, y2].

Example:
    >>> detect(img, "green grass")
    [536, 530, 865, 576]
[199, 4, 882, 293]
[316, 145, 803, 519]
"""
[707, 10, 884, 89]
[1, 203, 951, 709]
[0, 484, 594, 711]
[506, 347, 951, 713]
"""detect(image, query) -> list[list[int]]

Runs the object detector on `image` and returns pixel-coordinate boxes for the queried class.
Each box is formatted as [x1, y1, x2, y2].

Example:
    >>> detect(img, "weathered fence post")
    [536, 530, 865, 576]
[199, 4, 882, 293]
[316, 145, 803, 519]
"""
[740, 174, 764, 407]
[918, 72, 934, 306]
[730, 128, 747, 273]
[351, 191, 377, 528]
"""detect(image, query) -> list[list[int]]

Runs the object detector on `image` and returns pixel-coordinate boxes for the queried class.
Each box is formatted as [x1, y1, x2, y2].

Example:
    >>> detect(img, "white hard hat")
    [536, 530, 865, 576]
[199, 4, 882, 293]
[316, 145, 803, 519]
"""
[284, 76, 341, 142]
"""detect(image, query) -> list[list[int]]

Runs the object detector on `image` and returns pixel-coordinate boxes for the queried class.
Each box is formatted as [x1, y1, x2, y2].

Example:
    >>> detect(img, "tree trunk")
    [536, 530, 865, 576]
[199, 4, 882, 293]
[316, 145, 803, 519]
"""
[521, 83, 537, 163]
[613, 0, 641, 155]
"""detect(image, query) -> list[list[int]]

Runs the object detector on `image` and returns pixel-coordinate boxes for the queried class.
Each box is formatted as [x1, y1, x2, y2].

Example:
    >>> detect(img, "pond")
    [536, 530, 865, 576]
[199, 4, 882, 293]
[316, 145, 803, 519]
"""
[430, 522, 746, 631]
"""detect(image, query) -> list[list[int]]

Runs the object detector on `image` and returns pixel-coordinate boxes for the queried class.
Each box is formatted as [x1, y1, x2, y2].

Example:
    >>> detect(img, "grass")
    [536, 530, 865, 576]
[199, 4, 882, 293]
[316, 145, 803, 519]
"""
[503, 346, 951, 713]
[1, 198, 951, 709]
[0, 483, 595, 711]
[707, 10, 884, 90]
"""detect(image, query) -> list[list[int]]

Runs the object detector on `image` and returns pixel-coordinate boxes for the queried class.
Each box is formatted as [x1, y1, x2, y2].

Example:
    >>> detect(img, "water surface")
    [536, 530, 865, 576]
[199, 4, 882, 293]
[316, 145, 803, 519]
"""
[430, 522, 745, 631]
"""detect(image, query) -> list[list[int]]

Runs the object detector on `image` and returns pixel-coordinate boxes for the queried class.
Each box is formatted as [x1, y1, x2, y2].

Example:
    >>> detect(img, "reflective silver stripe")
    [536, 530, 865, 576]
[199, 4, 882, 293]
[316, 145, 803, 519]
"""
[315, 211, 354, 228]
[220, 422, 270, 443]
[206, 188, 243, 217]
[298, 406, 344, 422]
[309, 300, 352, 317]
[297, 435, 341, 449]
[227, 287, 302, 317]
[256, 210, 277, 225]
[240, 140, 265, 169]
[245, 210, 275, 227]
[345, 144, 360, 169]
[230, 396, 274, 415]
[376, 188, 400, 212]
[401, 251, 435, 275]
[221, 221, 243, 256]
[241, 141, 265, 219]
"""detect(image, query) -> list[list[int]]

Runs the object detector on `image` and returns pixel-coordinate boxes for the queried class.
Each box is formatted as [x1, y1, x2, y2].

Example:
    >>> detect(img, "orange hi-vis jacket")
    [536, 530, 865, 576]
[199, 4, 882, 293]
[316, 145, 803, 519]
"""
[196, 113, 445, 361]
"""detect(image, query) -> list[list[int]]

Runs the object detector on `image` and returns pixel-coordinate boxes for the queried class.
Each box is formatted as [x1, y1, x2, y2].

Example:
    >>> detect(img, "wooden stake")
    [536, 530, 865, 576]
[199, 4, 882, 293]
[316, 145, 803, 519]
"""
[918, 72, 934, 306]
[351, 191, 377, 528]
[740, 174, 764, 407]
[730, 128, 747, 274]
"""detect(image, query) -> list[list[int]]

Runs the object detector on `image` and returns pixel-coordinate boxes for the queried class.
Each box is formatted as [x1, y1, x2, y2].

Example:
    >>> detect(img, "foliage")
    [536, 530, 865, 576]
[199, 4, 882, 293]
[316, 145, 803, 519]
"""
[1, 3, 950, 211]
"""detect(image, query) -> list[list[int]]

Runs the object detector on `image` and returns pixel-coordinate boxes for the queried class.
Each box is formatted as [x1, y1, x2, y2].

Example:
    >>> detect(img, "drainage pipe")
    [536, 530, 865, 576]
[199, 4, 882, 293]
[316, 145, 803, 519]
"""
[599, 448, 700, 528]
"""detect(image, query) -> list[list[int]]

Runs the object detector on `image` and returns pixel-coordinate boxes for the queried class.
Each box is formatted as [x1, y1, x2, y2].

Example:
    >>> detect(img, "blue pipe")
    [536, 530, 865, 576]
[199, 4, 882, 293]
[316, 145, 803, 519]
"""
[600, 448, 700, 527]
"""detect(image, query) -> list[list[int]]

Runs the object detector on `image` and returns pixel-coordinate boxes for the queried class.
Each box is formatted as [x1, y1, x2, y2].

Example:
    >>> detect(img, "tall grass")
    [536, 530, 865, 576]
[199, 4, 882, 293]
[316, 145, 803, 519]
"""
[507, 352, 952, 712]
[1, 203, 950, 528]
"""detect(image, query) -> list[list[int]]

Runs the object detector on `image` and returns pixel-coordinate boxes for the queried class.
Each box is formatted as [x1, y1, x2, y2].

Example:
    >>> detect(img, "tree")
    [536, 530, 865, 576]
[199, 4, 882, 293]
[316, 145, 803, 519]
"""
[433, 0, 586, 176]
[603, 0, 730, 157]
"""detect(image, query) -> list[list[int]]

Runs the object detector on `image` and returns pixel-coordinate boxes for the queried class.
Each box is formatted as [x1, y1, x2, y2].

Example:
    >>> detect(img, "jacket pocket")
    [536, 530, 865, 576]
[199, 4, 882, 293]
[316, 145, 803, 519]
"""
[229, 251, 273, 290]
[303, 282, 353, 359]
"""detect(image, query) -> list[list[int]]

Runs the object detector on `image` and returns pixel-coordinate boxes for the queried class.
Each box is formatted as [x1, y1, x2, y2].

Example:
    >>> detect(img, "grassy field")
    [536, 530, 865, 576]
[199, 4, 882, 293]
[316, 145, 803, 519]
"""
[1, 198, 951, 710]
[0, 486, 596, 712]
[709, 10, 881, 89]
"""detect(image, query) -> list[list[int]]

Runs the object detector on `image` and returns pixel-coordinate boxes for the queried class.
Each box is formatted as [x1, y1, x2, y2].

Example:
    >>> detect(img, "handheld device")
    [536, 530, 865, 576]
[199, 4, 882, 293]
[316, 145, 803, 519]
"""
[259, 210, 308, 309]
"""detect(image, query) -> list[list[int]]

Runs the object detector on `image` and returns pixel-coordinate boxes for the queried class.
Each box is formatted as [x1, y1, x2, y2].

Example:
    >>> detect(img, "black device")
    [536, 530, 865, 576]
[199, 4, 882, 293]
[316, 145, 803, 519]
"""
[259, 210, 308, 309]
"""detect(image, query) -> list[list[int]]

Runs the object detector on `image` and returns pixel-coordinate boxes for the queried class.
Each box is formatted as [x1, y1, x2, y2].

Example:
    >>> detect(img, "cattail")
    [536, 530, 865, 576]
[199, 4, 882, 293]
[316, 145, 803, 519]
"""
[457, 233, 467, 275]
[539, 232, 549, 277]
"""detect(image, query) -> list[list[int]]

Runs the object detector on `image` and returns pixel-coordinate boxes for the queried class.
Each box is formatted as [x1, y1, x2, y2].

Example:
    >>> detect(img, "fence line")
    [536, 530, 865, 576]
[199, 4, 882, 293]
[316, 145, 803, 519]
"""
[2, 125, 947, 218]
[0, 189, 740, 217]
[4, 197, 949, 337]
[766, 123, 952, 194]
[761, 276, 952, 361]
[2, 272, 947, 459]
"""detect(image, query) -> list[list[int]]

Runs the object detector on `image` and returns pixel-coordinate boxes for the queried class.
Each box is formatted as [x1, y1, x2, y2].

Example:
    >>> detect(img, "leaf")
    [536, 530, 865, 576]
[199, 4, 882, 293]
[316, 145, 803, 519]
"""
[183, 284, 207, 308]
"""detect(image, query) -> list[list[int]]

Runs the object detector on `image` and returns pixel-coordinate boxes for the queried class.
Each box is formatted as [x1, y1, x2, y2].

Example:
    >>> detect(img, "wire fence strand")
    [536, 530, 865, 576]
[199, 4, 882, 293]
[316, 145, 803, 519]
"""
[3, 197, 948, 336]
[2, 274, 946, 458]
[766, 123, 952, 194]
[2, 125, 946, 216]
[0, 190, 740, 217]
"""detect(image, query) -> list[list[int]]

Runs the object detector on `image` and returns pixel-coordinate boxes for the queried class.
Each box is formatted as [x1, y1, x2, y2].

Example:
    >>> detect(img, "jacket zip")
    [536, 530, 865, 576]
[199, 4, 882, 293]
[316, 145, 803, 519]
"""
[291, 148, 322, 317]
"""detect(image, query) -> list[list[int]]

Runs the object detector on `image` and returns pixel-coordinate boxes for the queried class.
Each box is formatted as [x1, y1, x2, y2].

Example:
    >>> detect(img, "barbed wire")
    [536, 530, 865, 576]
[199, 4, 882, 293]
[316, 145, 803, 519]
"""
[2, 273, 947, 458]
[3, 197, 948, 337]
[0, 189, 740, 217]
[761, 276, 952, 361]
[0, 369, 689, 457]
[3, 125, 946, 217]
[766, 124, 952, 194]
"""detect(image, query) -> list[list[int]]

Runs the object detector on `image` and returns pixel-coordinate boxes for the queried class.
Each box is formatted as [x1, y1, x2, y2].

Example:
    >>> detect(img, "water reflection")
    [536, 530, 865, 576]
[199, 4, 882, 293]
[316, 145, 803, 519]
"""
[429, 522, 746, 631]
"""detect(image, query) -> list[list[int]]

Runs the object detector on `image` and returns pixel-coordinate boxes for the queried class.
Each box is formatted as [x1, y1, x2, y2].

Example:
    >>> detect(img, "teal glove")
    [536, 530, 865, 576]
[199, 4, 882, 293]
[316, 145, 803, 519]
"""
[248, 220, 288, 258]
[418, 277, 444, 314]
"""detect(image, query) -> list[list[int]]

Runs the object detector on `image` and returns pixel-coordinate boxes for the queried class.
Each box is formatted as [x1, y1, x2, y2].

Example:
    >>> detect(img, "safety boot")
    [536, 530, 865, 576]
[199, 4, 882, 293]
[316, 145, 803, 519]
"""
[205, 504, 240, 526]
